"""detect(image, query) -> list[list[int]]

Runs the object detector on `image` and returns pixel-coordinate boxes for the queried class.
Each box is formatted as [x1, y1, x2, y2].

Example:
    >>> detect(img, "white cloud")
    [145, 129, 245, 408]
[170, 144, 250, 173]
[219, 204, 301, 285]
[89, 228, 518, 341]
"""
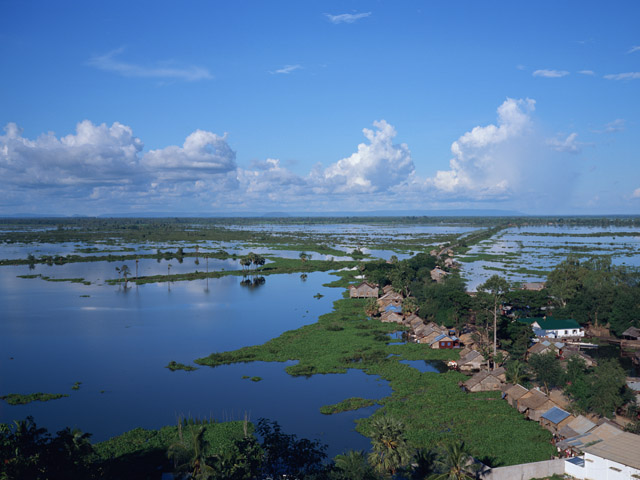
[318, 120, 414, 193]
[142, 130, 237, 181]
[598, 119, 626, 133]
[270, 64, 302, 75]
[627, 46, 640, 54]
[578, 70, 595, 75]
[633, 188, 640, 198]
[428, 98, 536, 198]
[88, 48, 212, 81]
[604, 72, 640, 80]
[0, 120, 143, 189]
[533, 69, 570, 78]
[325, 12, 371, 24]
[546, 133, 581, 153]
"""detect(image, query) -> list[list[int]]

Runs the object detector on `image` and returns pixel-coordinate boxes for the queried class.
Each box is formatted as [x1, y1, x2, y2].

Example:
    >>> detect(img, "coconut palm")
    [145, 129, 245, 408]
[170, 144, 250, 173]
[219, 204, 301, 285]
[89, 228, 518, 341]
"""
[367, 415, 412, 477]
[364, 298, 379, 317]
[432, 441, 478, 480]
[167, 426, 215, 479]
[333, 450, 377, 480]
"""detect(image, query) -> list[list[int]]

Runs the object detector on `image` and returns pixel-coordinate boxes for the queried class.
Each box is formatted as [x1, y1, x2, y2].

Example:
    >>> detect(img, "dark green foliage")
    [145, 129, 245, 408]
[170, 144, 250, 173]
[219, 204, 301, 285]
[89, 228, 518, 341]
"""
[498, 321, 534, 360]
[320, 397, 377, 415]
[1, 392, 68, 405]
[529, 352, 564, 394]
[331, 450, 378, 480]
[166, 361, 198, 372]
[0, 417, 96, 480]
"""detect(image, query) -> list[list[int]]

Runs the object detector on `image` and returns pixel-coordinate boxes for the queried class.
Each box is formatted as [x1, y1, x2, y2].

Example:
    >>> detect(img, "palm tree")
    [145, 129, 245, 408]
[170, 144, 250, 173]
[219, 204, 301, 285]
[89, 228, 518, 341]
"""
[364, 298, 379, 317]
[167, 426, 215, 479]
[333, 450, 377, 480]
[367, 415, 412, 477]
[432, 441, 478, 480]
[506, 360, 527, 385]
[120, 264, 130, 288]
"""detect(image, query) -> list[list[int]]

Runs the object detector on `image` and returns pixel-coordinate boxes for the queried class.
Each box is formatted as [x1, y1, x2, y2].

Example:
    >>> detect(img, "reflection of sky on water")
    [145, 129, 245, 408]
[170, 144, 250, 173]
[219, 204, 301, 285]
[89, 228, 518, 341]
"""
[0, 269, 394, 456]
[461, 226, 640, 290]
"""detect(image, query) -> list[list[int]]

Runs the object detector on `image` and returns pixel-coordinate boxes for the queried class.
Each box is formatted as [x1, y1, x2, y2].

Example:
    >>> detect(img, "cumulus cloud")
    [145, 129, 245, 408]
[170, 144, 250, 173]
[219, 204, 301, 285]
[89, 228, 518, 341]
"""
[633, 188, 640, 198]
[428, 98, 536, 198]
[604, 72, 640, 80]
[578, 70, 595, 75]
[270, 64, 302, 75]
[142, 130, 237, 182]
[88, 48, 213, 81]
[0, 120, 143, 189]
[533, 69, 570, 78]
[547, 132, 581, 153]
[592, 119, 625, 134]
[317, 120, 414, 193]
[325, 12, 371, 24]
[628, 46, 640, 54]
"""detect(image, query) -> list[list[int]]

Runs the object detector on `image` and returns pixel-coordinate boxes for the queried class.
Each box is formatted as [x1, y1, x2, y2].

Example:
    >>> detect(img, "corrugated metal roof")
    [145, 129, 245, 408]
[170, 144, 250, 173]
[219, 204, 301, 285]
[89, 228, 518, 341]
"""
[567, 415, 596, 435]
[583, 431, 640, 470]
[541, 406, 571, 424]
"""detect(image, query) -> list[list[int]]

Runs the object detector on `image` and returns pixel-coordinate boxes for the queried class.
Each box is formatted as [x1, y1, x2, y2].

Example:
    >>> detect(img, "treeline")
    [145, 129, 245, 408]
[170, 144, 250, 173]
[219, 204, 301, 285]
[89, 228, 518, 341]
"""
[546, 255, 640, 336]
[1, 416, 485, 480]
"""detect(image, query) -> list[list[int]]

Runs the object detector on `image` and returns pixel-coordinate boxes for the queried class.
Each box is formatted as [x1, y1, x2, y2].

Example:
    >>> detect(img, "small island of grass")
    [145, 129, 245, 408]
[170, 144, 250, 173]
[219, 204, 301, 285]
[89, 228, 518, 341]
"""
[1, 392, 69, 405]
[166, 360, 198, 372]
[320, 397, 377, 415]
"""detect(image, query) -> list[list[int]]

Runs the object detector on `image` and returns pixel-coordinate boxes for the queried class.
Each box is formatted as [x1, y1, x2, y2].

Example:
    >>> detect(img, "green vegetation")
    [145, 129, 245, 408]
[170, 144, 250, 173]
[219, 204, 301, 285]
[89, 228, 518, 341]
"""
[196, 278, 555, 466]
[0, 393, 69, 405]
[166, 361, 198, 372]
[320, 397, 377, 415]
[71, 382, 82, 391]
[17, 273, 90, 285]
[250, 376, 262, 382]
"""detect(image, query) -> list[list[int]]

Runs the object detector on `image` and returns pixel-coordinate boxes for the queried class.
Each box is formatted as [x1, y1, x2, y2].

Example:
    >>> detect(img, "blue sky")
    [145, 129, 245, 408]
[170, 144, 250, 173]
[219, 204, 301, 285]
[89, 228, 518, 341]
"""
[1, 1, 639, 215]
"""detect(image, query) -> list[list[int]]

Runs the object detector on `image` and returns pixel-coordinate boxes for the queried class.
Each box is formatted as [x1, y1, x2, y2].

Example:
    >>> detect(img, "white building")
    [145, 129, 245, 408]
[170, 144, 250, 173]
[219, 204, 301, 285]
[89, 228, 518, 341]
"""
[564, 431, 640, 480]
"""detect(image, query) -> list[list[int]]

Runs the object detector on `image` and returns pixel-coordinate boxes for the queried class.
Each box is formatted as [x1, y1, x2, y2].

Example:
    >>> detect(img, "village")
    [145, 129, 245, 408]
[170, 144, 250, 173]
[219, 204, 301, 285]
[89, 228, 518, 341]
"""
[348, 274, 640, 480]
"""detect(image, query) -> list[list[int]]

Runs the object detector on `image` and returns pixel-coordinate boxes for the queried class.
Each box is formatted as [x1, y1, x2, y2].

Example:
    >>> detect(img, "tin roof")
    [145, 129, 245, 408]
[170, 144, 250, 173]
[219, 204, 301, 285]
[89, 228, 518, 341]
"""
[583, 432, 640, 470]
[540, 406, 571, 425]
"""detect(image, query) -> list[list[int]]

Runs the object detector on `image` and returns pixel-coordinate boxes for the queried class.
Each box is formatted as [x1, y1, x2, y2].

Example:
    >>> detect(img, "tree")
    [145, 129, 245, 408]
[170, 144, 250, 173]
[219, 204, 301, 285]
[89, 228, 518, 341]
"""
[367, 416, 412, 477]
[167, 426, 215, 479]
[120, 264, 130, 287]
[477, 275, 510, 369]
[331, 450, 377, 480]
[529, 351, 564, 395]
[505, 360, 527, 386]
[402, 297, 419, 316]
[364, 298, 379, 317]
[299, 252, 309, 263]
[389, 255, 398, 264]
[432, 441, 478, 480]
[587, 359, 630, 417]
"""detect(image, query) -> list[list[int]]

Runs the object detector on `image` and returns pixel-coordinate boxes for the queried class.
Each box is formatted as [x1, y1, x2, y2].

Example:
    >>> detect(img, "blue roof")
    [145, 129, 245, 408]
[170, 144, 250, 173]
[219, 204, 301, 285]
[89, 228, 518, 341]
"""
[433, 333, 446, 342]
[385, 304, 402, 313]
[541, 406, 571, 424]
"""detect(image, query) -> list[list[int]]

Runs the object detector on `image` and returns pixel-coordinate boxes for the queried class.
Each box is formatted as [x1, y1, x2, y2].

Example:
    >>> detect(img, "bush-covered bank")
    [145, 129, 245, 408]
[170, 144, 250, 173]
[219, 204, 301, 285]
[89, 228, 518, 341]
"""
[196, 273, 555, 466]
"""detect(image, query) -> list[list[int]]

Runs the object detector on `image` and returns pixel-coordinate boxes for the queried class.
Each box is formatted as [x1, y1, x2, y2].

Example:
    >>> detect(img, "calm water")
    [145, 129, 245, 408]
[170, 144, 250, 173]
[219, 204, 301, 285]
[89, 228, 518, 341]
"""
[0, 266, 390, 456]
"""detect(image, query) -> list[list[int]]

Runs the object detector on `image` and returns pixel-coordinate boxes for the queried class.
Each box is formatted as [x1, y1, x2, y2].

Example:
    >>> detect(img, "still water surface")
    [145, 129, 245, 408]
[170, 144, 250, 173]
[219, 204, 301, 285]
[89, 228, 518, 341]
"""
[0, 268, 390, 456]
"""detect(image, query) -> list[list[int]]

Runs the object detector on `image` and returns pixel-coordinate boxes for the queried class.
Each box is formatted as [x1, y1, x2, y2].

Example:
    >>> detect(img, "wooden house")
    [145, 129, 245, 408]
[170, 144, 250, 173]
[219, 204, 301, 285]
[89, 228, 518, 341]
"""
[522, 282, 546, 291]
[382, 285, 395, 295]
[430, 267, 448, 283]
[622, 326, 640, 341]
[503, 384, 529, 408]
[457, 349, 486, 371]
[563, 348, 597, 367]
[377, 291, 403, 309]
[417, 330, 442, 345]
[349, 282, 379, 298]
[432, 334, 460, 349]
[539, 406, 574, 434]
[380, 311, 403, 324]
[558, 415, 596, 440]
[516, 388, 548, 414]
[462, 369, 505, 392]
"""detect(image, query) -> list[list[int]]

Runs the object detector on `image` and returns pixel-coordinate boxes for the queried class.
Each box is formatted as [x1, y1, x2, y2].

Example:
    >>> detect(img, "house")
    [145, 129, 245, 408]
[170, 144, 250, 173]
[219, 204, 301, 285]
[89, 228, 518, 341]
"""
[377, 291, 403, 309]
[622, 326, 640, 341]
[462, 369, 505, 392]
[458, 349, 486, 371]
[521, 281, 546, 291]
[557, 421, 623, 455]
[431, 333, 460, 349]
[564, 431, 640, 480]
[349, 282, 379, 298]
[403, 313, 422, 325]
[518, 317, 584, 339]
[526, 340, 564, 359]
[382, 285, 395, 295]
[384, 304, 402, 314]
[418, 330, 444, 345]
[516, 388, 549, 414]
[539, 406, 574, 434]
[563, 348, 597, 367]
[502, 384, 529, 408]
[430, 267, 448, 283]
[380, 311, 403, 324]
[558, 415, 596, 440]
